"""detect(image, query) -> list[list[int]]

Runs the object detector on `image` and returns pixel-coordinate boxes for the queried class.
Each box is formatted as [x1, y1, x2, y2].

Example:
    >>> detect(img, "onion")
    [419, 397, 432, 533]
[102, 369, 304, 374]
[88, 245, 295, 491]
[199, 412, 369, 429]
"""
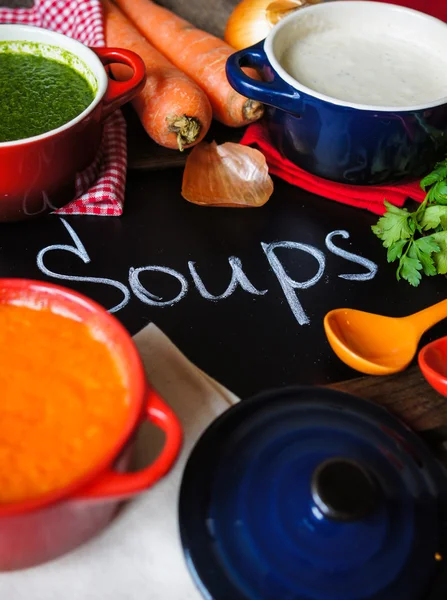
[225, 0, 322, 51]
[181, 141, 274, 207]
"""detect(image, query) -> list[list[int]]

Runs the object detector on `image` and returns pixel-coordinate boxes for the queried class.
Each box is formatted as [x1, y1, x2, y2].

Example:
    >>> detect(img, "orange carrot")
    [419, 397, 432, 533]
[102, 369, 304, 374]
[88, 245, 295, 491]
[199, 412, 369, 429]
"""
[113, 0, 264, 128]
[103, 0, 212, 150]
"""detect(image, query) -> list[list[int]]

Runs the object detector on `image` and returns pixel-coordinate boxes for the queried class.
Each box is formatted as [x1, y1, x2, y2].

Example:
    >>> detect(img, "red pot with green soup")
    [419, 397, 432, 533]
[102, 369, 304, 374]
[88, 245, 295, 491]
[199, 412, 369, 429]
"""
[0, 25, 146, 221]
[0, 279, 182, 571]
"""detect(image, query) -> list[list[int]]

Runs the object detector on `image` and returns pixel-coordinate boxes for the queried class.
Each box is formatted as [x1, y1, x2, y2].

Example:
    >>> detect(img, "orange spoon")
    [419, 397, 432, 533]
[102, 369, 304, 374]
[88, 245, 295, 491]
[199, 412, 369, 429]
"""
[324, 299, 447, 376]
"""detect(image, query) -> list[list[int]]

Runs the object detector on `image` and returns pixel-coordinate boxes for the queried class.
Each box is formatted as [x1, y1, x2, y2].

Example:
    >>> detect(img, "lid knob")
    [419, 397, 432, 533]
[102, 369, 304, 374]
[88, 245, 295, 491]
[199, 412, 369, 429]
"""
[311, 457, 378, 522]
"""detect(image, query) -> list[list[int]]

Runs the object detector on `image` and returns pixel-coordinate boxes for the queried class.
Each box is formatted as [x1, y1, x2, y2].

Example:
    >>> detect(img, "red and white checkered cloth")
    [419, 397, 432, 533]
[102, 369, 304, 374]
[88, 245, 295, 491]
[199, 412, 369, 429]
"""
[0, 0, 127, 216]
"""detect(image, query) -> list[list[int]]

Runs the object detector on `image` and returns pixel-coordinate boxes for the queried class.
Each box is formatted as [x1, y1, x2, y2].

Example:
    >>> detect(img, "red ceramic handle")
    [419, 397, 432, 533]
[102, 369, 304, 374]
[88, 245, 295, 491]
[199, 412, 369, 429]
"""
[93, 47, 146, 120]
[76, 390, 182, 500]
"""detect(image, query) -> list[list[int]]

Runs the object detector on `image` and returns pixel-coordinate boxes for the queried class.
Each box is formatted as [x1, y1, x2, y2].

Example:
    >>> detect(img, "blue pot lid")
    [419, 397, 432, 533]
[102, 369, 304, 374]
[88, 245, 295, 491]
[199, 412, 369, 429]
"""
[179, 386, 447, 600]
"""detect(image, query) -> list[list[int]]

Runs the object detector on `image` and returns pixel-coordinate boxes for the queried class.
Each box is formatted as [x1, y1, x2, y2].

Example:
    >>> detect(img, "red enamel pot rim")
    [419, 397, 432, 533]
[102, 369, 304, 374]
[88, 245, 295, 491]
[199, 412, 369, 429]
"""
[418, 336, 447, 397]
[0, 278, 147, 518]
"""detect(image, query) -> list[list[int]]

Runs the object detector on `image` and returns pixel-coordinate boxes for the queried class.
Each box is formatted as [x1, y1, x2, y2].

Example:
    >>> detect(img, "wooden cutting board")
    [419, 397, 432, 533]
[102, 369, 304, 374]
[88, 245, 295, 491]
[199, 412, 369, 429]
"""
[329, 365, 447, 453]
[125, 107, 245, 171]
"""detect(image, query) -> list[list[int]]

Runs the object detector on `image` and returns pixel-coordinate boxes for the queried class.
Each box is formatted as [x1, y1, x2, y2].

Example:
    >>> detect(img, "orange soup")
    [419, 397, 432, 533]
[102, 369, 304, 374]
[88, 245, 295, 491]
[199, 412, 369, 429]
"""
[0, 303, 129, 505]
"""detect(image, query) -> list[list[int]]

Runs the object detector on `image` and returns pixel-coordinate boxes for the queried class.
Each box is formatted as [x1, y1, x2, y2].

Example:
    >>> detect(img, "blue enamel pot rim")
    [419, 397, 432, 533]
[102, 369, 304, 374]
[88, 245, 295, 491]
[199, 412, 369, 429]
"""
[261, 0, 447, 113]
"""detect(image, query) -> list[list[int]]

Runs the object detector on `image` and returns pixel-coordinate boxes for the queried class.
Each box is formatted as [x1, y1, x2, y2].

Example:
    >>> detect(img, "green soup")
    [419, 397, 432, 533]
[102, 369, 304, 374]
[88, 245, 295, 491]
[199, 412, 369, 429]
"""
[0, 46, 96, 143]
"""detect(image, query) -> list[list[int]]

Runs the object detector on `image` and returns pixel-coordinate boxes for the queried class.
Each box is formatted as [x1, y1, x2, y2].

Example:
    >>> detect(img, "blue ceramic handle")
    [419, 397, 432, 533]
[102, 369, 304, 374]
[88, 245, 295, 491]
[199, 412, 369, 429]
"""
[226, 41, 302, 114]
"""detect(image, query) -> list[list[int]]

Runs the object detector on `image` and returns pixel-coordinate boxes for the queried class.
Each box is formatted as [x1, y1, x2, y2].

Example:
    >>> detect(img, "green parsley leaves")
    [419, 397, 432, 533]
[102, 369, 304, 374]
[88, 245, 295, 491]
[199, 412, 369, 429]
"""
[372, 156, 447, 286]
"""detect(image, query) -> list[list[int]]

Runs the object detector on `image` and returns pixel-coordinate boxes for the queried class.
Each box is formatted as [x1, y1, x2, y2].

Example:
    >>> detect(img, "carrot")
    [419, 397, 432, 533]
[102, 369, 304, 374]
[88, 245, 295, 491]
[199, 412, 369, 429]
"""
[102, 0, 212, 150]
[113, 0, 264, 128]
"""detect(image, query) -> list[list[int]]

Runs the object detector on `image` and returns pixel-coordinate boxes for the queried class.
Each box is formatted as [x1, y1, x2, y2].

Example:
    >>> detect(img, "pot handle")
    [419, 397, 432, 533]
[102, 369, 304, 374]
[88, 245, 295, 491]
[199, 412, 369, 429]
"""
[76, 390, 182, 500]
[226, 41, 302, 113]
[92, 47, 146, 120]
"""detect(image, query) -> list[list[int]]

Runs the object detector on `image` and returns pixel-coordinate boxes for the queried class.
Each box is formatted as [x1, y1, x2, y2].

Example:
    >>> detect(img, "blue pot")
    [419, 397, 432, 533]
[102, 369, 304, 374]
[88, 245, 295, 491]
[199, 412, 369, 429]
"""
[226, 1, 447, 185]
[179, 386, 447, 600]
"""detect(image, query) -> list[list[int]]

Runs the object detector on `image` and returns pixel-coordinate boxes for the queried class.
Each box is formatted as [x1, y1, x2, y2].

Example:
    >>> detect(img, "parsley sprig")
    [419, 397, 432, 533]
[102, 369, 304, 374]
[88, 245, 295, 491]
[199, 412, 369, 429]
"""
[371, 157, 447, 286]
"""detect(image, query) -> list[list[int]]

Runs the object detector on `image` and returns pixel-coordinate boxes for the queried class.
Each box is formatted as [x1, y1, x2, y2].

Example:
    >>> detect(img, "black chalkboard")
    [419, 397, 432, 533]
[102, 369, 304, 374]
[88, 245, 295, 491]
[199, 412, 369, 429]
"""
[1, 167, 447, 399]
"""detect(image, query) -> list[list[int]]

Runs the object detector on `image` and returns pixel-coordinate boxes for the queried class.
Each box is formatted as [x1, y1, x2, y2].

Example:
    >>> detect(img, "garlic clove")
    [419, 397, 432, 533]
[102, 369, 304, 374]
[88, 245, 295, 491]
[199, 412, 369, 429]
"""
[181, 140, 274, 207]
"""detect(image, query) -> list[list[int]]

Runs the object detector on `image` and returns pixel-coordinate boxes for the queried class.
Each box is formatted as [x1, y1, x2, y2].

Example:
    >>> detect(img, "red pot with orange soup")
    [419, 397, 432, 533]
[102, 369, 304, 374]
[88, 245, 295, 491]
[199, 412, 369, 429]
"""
[0, 278, 182, 571]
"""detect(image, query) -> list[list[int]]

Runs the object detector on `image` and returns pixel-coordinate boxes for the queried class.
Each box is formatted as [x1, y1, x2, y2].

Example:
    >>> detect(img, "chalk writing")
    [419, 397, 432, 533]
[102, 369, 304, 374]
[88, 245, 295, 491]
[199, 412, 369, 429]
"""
[36, 218, 378, 327]
[129, 266, 188, 307]
[262, 241, 326, 326]
[325, 230, 378, 281]
[36, 218, 130, 313]
[23, 191, 59, 217]
[188, 257, 267, 301]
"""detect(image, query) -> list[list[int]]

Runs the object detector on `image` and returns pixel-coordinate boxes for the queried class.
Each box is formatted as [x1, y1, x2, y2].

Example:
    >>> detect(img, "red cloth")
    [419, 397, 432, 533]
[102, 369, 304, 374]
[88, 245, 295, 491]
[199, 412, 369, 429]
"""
[374, 0, 447, 22]
[240, 123, 427, 215]
[0, 0, 126, 216]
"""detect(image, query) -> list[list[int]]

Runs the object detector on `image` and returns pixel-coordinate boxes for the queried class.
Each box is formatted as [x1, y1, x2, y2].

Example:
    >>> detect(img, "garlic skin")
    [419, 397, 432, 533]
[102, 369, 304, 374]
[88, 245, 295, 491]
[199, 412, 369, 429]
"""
[225, 0, 322, 51]
[181, 141, 274, 208]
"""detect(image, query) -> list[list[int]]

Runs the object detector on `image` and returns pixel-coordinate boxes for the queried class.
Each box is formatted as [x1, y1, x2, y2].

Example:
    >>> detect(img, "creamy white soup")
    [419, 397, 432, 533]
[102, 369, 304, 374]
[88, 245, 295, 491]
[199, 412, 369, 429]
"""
[280, 29, 447, 107]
